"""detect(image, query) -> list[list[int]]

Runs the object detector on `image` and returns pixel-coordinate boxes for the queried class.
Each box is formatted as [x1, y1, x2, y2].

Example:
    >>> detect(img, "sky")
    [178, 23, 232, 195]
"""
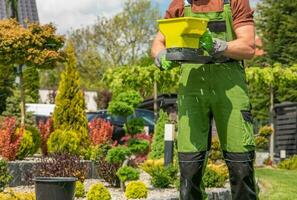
[36, 0, 260, 34]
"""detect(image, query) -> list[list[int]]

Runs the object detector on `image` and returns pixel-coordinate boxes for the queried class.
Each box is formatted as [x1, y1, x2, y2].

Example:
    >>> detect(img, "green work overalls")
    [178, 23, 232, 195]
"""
[177, 1, 258, 200]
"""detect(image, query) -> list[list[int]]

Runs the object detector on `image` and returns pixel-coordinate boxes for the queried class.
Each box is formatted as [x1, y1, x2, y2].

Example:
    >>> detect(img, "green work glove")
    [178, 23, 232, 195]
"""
[200, 29, 228, 57]
[154, 49, 179, 71]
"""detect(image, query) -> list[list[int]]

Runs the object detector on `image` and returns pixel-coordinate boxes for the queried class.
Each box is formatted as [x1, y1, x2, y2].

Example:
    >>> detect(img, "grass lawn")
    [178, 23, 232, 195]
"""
[256, 168, 297, 200]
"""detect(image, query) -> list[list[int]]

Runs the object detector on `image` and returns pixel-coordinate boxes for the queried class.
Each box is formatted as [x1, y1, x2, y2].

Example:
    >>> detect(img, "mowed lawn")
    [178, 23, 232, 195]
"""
[256, 168, 297, 200]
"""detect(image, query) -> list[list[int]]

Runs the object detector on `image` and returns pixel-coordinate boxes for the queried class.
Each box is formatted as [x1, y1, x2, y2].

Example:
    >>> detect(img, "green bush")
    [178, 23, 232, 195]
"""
[75, 181, 85, 198]
[278, 155, 297, 170]
[116, 166, 139, 183]
[108, 101, 134, 117]
[105, 146, 131, 164]
[149, 165, 178, 188]
[47, 129, 81, 155]
[127, 139, 149, 154]
[0, 159, 12, 192]
[115, 91, 143, 109]
[203, 167, 226, 188]
[149, 110, 169, 159]
[16, 126, 41, 160]
[255, 136, 269, 150]
[125, 181, 148, 199]
[125, 118, 145, 135]
[87, 183, 111, 200]
[83, 144, 111, 161]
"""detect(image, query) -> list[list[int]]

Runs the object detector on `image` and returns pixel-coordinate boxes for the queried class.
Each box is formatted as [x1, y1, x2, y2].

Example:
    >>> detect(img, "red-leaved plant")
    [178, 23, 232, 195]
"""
[0, 117, 23, 161]
[89, 118, 113, 145]
[38, 118, 54, 156]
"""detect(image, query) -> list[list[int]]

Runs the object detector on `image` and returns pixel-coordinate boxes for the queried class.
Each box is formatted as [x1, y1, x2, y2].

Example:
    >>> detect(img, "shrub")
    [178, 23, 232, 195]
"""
[125, 118, 145, 136]
[0, 117, 23, 161]
[87, 183, 111, 200]
[107, 101, 134, 117]
[149, 110, 169, 159]
[105, 146, 131, 164]
[127, 139, 149, 155]
[96, 158, 121, 187]
[115, 91, 143, 109]
[33, 153, 87, 182]
[255, 136, 269, 150]
[140, 159, 164, 175]
[209, 136, 223, 161]
[125, 181, 148, 199]
[258, 125, 273, 137]
[38, 118, 54, 156]
[53, 42, 89, 146]
[83, 144, 111, 161]
[0, 190, 35, 200]
[16, 126, 41, 160]
[75, 181, 85, 198]
[89, 118, 113, 145]
[0, 159, 13, 192]
[116, 166, 139, 183]
[47, 129, 81, 155]
[203, 166, 227, 188]
[278, 155, 297, 170]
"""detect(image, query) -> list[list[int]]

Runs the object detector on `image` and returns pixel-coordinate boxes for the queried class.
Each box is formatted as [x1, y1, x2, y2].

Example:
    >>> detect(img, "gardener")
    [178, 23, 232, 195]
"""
[151, 0, 257, 199]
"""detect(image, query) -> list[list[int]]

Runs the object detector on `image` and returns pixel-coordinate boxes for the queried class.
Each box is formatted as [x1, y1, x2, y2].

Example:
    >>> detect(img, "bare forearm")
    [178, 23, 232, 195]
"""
[151, 32, 166, 58]
[223, 39, 255, 60]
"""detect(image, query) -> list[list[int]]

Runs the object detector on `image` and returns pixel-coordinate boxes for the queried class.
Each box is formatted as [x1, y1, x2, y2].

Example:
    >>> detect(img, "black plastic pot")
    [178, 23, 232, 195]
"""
[34, 177, 77, 200]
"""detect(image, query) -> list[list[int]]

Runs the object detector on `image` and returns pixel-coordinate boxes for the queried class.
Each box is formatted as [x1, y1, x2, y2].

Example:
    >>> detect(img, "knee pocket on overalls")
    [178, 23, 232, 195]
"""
[241, 110, 256, 148]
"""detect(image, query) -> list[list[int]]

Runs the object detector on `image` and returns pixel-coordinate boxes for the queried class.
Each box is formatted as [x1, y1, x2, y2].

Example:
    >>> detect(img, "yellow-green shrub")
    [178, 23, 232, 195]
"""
[47, 129, 81, 155]
[0, 190, 35, 200]
[125, 181, 148, 199]
[87, 183, 111, 200]
[16, 127, 41, 160]
[75, 181, 85, 198]
[278, 155, 297, 170]
[140, 159, 164, 174]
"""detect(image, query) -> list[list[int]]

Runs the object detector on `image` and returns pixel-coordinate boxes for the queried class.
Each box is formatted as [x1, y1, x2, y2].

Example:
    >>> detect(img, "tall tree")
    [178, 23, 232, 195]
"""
[0, 64, 15, 114]
[0, 19, 64, 125]
[257, 0, 297, 65]
[52, 42, 88, 143]
[66, 0, 159, 90]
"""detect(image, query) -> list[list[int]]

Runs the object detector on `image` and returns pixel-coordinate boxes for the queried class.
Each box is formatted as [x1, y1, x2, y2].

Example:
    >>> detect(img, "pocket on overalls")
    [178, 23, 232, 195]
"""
[241, 110, 256, 148]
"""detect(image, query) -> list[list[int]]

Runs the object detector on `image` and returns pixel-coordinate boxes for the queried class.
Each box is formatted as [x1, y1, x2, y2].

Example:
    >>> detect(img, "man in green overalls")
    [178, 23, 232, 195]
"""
[151, 0, 257, 199]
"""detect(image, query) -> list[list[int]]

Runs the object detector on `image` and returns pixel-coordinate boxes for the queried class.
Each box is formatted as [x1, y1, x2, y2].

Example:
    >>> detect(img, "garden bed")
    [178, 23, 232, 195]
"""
[8, 171, 231, 200]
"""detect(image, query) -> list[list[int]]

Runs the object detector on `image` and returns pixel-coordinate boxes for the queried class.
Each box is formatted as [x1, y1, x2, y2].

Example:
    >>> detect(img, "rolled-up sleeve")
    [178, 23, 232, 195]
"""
[231, 0, 255, 30]
[164, 0, 184, 19]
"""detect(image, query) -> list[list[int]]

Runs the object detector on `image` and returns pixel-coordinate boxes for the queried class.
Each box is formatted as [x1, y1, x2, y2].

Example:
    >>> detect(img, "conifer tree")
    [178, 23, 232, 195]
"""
[53, 42, 88, 145]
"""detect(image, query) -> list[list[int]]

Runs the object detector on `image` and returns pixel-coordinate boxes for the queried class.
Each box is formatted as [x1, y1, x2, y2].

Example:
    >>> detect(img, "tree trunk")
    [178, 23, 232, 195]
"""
[19, 65, 26, 127]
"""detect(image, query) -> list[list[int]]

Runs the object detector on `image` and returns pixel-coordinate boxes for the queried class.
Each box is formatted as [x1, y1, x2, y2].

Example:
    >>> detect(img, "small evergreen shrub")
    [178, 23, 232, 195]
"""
[255, 136, 269, 150]
[203, 167, 227, 188]
[116, 166, 139, 183]
[278, 155, 297, 170]
[0, 159, 13, 192]
[209, 136, 223, 161]
[108, 101, 134, 117]
[127, 139, 149, 154]
[149, 110, 169, 159]
[87, 183, 111, 200]
[125, 181, 148, 199]
[125, 118, 145, 135]
[105, 146, 131, 164]
[0, 190, 35, 200]
[16, 126, 41, 160]
[83, 144, 111, 161]
[75, 181, 85, 198]
[258, 125, 273, 137]
[142, 161, 177, 188]
[47, 129, 81, 155]
[115, 91, 143, 109]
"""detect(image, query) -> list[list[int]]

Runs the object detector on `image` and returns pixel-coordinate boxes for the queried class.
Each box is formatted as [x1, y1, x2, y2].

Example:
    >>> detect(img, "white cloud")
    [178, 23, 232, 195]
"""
[36, 0, 123, 34]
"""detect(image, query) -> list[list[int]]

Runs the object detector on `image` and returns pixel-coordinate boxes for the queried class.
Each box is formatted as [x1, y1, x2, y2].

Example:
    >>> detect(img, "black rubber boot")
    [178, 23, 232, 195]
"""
[224, 151, 258, 200]
[179, 152, 207, 200]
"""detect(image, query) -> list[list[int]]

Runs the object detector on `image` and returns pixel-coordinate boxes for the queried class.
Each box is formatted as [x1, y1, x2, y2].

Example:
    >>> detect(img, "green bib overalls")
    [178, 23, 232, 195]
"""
[177, 1, 258, 199]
